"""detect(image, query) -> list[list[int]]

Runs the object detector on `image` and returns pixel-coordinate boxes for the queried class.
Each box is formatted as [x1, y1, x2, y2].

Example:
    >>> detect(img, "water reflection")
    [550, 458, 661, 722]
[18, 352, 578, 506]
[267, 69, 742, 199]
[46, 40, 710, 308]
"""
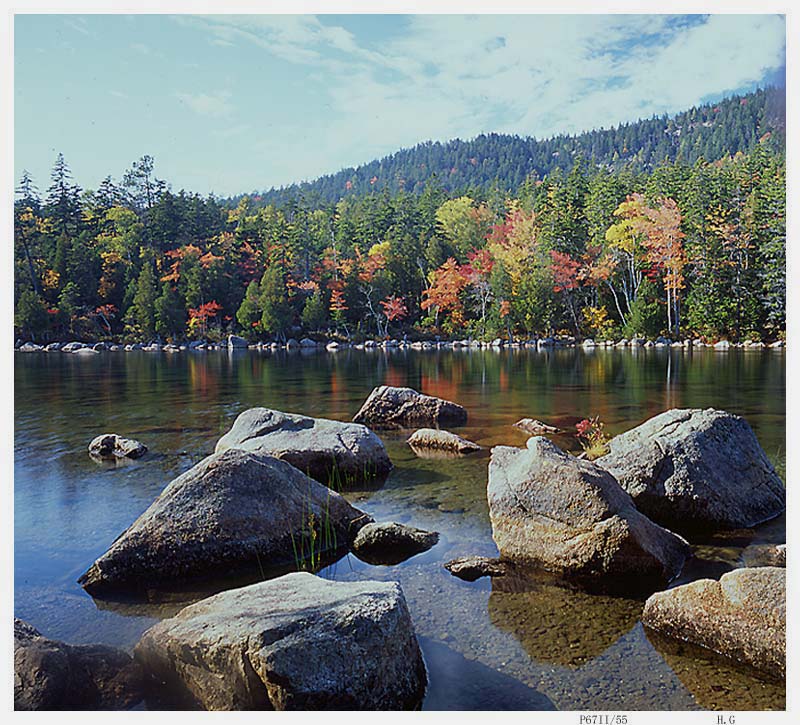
[487, 570, 643, 669]
[14, 348, 785, 710]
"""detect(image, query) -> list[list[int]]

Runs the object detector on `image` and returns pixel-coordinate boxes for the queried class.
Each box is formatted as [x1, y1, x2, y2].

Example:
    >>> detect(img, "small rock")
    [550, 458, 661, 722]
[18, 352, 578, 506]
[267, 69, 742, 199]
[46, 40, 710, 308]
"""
[512, 418, 561, 436]
[407, 428, 480, 454]
[444, 556, 509, 582]
[88, 434, 147, 460]
[352, 522, 439, 565]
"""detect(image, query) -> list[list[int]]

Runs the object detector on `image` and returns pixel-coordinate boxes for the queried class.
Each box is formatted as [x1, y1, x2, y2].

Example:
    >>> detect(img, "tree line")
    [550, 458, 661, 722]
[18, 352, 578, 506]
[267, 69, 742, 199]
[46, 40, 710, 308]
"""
[248, 87, 784, 207]
[14, 118, 785, 345]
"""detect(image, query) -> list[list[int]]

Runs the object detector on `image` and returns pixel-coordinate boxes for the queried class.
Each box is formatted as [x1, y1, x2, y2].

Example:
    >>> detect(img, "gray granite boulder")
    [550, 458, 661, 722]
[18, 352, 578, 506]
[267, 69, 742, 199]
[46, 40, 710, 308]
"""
[215, 407, 392, 486]
[134, 572, 426, 710]
[488, 437, 690, 584]
[352, 522, 439, 565]
[78, 449, 369, 593]
[596, 408, 786, 533]
[88, 433, 147, 460]
[14, 618, 143, 710]
[642, 566, 785, 678]
[353, 385, 467, 429]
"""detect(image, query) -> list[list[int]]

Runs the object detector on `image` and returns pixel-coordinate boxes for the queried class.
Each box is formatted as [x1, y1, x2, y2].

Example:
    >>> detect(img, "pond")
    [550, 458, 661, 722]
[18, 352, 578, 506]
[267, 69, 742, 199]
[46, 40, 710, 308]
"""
[14, 346, 786, 711]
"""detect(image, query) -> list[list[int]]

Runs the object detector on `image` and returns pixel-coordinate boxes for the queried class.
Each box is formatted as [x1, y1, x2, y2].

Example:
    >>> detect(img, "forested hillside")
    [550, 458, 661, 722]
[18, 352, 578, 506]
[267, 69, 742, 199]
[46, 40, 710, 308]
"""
[246, 87, 785, 207]
[14, 88, 785, 345]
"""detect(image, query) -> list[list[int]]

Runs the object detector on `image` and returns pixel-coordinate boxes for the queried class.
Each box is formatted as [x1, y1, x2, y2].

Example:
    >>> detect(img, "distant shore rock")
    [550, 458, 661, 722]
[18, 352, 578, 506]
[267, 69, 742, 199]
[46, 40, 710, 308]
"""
[227, 334, 248, 349]
[407, 428, 480, 454]
[78, 449, 370, 594]
[488, 437, 690, 584]
[642, 566, 785, 678]
[353, 385, 467, 429]
[14, 618, 144, 710]
[595, 408, 786, 533]
[88, 434, 147, 460]
[133, 573, 427, 710]
[351, 522, 439, 565]
[215, 407, 392, 486]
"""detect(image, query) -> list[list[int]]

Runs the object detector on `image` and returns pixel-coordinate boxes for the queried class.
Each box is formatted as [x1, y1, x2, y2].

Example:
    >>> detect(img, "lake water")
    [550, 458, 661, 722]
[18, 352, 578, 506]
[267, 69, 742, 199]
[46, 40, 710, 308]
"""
[14, 346, 786, 711]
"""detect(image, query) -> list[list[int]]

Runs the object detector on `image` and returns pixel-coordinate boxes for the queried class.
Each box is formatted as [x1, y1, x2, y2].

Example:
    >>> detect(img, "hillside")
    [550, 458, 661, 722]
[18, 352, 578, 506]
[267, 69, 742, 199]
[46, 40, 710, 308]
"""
[246, 86, 785, 207]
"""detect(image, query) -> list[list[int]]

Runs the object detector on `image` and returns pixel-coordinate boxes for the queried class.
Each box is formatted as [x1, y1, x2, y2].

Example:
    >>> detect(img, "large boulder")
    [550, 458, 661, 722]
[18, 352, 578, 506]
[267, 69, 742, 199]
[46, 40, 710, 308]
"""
[595, 408, 786, 533]
[215, 407, 392, 486]
[352, 522, 439, 565]
[78, 449, 370, 594]
[353, 386, 467, 429]
[488, 437, 690, 584]
[642, 566, 785, 678]
[134, 573, 427, 710]
[88, 433, 147, 460]
[14, 618, 143, 710]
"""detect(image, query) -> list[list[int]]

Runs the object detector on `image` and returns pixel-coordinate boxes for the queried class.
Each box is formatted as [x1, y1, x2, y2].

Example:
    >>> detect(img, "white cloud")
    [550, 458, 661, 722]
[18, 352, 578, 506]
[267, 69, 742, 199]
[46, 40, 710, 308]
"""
[176, 90, 234, 118]
[177, 14, 785, 187]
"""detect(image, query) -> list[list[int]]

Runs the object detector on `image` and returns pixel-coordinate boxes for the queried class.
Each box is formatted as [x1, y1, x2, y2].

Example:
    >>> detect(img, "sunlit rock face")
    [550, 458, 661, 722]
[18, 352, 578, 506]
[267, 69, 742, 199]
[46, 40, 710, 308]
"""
[488, 437, 690, 585]
[79, 449, 369, 594]
[595, 408, 785, 534]
[134, 573, 427, 710]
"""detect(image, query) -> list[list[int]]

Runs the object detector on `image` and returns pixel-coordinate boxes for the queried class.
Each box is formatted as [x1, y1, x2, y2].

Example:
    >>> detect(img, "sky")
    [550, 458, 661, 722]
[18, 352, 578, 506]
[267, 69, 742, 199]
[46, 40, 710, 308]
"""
[14, 13, 786, 198]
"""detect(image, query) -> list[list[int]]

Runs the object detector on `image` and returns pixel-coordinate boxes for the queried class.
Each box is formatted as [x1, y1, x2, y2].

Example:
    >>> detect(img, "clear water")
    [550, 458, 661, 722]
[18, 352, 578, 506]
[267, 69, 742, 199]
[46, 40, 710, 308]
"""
[14, 347, 786, 710]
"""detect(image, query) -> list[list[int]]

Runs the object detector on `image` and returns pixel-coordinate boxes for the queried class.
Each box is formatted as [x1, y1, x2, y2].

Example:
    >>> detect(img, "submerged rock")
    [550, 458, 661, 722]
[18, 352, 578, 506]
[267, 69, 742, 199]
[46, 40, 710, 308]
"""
[134, 572, 427, 710]
[642, 566, 785, 678]
[353, 385, 467, 429]
[88, 433, 147, 460]
[596, 408, 786, 533]
[512, 418, 561, 436]
[488, 437, 690, 584]
[352, 522, 439, 565]
[444, 556, 509, 582]
[78, 449, 369, 593]
[14, 618, 144, 710]
[407, 428, 480, 454]
[215, 407, 391, 486]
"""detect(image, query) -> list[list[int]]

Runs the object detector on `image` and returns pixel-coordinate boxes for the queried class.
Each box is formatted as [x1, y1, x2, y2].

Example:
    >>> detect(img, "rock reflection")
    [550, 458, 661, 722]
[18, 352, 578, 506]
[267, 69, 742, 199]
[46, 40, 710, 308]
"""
[644, 629, 785, 711]
[487, 568, 642, 669]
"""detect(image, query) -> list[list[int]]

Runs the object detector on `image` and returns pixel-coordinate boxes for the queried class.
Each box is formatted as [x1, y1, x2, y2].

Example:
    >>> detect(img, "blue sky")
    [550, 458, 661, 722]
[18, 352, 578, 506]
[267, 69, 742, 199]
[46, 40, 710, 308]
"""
[14, 14, 785, 197]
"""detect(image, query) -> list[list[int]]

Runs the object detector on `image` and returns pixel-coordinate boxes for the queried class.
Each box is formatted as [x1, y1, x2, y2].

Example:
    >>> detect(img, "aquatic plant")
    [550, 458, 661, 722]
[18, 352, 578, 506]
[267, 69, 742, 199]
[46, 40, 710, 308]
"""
[576, 415, 610, 460]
